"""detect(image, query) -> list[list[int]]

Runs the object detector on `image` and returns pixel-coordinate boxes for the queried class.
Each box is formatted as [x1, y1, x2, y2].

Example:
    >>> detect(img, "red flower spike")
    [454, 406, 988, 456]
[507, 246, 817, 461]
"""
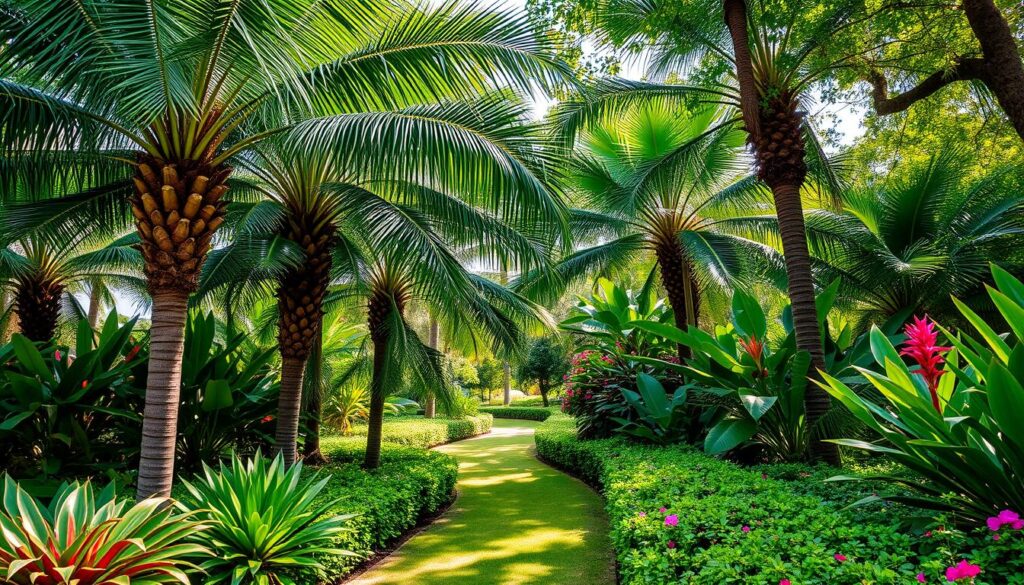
[900, 316, 951, 413]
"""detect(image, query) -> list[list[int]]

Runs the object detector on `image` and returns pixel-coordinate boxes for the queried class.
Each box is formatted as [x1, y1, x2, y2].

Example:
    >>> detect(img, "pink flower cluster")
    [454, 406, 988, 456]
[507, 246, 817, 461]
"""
[900, 316, 951, 412]
[944, 560, 981, 582]
[986, 509, 1023, 532]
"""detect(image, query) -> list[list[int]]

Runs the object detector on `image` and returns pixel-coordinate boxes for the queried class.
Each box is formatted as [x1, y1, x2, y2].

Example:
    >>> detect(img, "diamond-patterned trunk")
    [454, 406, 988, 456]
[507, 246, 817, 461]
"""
[14, 272, 64, 342]
[655, 240, 698, 361]
[275, 217, 335, 466]
[364, 289, 407, 469]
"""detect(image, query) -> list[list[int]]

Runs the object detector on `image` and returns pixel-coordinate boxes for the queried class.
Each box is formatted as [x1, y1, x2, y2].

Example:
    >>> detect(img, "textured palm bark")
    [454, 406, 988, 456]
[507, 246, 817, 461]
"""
[722, 0, 761, 141]
[275, 213, 334, 464]
[303, 331, 327, 465]
[275, 357, 307, 467]
[14, 272, 64, 342]
[364, 290, 406, 469]
[0, 290, 16, 344]
[136, 289, 189, 499]
[87, 282, 102, 331]
[424, 318, 439, 418]
[655, 240, 696, 361]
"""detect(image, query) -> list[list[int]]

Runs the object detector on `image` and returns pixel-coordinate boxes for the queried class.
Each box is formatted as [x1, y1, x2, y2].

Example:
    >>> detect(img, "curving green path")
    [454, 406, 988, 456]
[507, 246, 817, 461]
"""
[348, 419, 615, 585]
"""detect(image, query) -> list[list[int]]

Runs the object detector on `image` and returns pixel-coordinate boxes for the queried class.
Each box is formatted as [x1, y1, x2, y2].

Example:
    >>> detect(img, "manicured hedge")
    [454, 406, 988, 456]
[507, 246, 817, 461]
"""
[346, 414, 493, 449]
[535, 416, 1023, 585]
[290, 439, 459, 581]
[479, 406, 555, 421]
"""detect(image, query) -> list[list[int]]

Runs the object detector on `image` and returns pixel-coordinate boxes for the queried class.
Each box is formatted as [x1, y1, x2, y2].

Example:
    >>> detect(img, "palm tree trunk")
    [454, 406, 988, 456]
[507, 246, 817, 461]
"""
[0, 290, 16, 344]
[503, 361, 511, 405]
[722, 0, 761, 141]
[425, 317, 439, 418]
[364, 329, 389, 469]
[14, 272, 64, 342]
[136, 289, 189, 500]
[722, 1, 839, 464]
[769, 182, 839, 464]
[539, 379, 549, 407]
[87, 280, 102, 330]
[655, 240, 695, 361]
[275, 356, 306, 466]
[302, 330, 326, 465]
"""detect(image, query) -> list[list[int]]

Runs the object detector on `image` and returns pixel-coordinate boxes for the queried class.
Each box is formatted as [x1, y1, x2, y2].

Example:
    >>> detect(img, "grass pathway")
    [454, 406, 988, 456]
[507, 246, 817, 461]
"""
[347, 419, 615, 585]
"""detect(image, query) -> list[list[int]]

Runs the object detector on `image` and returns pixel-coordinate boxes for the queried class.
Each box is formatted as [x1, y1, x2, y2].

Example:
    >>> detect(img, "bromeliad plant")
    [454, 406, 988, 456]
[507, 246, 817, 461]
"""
[182, 452, 353, 585]
[818, 264, 1024, 526]
[0, 476, 205, 585]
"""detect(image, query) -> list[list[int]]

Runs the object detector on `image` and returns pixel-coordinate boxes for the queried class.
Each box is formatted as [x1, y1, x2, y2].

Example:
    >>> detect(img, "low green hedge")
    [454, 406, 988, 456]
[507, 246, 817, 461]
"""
[345, 414, 493, 449]
[293, 440, 459, 581]
[535, 416, 1024, 585]
[479, 406, 554, 421]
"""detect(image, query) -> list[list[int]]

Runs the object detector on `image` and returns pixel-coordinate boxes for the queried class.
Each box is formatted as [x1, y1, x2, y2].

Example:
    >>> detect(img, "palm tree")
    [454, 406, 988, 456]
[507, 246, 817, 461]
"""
[548, 0, 850, 463]
[1, 0, 568, 496]
[535, 103, 779, 359]
[806, 153, 1024, 326]
[0, 234, 143, 342]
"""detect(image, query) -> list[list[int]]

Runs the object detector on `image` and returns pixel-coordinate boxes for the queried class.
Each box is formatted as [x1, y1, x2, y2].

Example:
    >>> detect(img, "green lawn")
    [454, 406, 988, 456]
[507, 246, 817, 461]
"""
[348, 419, 615, 585]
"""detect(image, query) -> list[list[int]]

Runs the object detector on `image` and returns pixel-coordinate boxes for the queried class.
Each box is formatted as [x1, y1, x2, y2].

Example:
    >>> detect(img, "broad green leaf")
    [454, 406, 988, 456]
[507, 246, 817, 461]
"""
[731, 289, 766, 339]
[202, 380, 234, 412]
[704, 418, 756, 455]
[986, 360, 1024, 449]
[739, 394, 776, 421]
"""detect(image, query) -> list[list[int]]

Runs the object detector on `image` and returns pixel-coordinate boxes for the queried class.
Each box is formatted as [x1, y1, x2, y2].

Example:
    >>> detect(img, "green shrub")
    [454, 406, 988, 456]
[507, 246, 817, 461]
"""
[535, 416, 1024, 585]
[479, 406, 553, 421]
[303, 439, 459, 580]
[182, 453, 351, 585]
[346, 414, 492, 449]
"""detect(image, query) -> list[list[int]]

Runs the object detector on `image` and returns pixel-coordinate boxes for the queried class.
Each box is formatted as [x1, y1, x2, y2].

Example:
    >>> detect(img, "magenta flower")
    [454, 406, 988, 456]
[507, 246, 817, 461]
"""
[917, 573, 927, 583]
[664, 514, 679, 527]
[945, 560, 981, 582]
[638, 512, 647, 518]
[741, 525, 750, 533]
[834, 553, 847, 563]
[54, 350, 62, 361]
[667, 540, 676, 549]
[900, 316, 951, 412]
[986, 509, 1022, 532]
[993, 534, 1000, 541]
[779, 579, 791, 585]
[659, 507, 667, 514]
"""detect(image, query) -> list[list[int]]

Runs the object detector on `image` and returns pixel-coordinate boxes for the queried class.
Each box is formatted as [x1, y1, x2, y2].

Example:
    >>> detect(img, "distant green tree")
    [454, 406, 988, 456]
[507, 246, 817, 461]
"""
[476, 358, 503, 402]
[518, 338, 569, 407]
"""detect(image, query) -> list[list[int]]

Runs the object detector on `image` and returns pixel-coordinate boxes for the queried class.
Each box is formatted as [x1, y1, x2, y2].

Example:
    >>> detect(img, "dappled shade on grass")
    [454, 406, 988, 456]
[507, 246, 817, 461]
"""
[348, 419, 615, 585]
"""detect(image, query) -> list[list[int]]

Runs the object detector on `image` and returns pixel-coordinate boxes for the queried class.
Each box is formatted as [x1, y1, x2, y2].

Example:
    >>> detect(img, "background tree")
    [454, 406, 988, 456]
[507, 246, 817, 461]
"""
[518, 337, 569, 406]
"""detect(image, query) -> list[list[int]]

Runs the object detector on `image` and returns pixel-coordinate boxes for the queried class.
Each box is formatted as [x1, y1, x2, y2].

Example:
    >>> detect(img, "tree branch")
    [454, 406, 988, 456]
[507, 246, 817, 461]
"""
[868, 58, 988, 115]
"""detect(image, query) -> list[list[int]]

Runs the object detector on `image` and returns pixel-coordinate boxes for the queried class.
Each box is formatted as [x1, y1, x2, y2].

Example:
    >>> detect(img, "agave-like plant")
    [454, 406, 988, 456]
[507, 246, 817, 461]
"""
[0, 476, 206, 585]
[181, 453, 353, 585]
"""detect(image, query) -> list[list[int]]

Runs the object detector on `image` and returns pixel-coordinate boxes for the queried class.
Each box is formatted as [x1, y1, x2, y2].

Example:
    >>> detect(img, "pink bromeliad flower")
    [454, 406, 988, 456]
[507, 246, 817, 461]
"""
[900, 316, 951, 413]
[945, 560, 981, 582]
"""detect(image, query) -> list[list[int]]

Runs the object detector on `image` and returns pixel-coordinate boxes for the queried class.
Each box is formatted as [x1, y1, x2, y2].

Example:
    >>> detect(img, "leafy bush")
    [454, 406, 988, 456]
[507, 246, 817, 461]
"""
[479, 406, 554, 421]
[182, 453, 352, 585]
[560, 279, 686, 439]
[517, 336, 569, 406]
[300, 438, 459, 580]
[347, 414, 492, 449]
[173, 312, 279, 471]
[819, 264, 1024, 525]
[612, 373, 698, 445]
[0, 476, 205, 584]
[535, 416, 1024, 584]
[0, 315, 145, 491]
[324, 386, 419, 434]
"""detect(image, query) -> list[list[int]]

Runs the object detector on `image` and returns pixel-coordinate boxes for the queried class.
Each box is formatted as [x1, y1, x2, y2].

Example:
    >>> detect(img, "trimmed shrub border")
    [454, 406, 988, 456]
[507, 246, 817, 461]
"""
[479, 406, 554, 421]
[534, 415, 1023, 585]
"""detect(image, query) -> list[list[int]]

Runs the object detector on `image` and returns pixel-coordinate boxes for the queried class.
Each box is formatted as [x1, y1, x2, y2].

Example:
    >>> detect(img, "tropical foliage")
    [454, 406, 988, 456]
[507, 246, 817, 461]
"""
[0, 477, 205, 585]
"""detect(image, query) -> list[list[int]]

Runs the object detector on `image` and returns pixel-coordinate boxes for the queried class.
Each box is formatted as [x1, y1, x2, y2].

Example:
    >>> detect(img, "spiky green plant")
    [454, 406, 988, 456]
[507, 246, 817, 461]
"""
[181, 453, 352, 585]
[0, 476, 206, 585]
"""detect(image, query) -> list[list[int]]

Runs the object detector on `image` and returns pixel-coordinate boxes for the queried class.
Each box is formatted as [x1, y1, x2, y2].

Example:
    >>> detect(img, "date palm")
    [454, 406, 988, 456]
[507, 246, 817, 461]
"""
[535, 103, 779, 359]
[1, 0, 568, 496]
[550, 0, 850, 462]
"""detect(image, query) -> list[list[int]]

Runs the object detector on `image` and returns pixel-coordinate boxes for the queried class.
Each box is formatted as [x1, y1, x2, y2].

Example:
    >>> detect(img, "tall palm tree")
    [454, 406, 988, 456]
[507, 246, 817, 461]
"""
[196, 94, 566, 464]
[1, 0, 568, 496]
[549, 0, 850, 462]
[806, 153, 1024, 327]
[536, 103, 779, 359]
